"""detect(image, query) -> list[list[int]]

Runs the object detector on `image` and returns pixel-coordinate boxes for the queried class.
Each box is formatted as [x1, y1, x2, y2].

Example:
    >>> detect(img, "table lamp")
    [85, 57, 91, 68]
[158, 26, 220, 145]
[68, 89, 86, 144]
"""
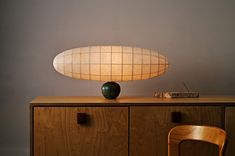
[53, 46, 169, 99]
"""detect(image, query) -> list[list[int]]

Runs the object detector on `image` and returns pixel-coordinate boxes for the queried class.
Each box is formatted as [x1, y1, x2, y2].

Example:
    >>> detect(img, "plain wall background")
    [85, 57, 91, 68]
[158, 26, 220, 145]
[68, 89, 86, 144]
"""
[0, 0, 235, 155]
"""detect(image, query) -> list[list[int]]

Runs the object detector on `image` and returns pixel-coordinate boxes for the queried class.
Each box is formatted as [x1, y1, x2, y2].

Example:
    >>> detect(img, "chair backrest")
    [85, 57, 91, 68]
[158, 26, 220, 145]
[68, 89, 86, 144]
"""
[168, 125, 227, 156]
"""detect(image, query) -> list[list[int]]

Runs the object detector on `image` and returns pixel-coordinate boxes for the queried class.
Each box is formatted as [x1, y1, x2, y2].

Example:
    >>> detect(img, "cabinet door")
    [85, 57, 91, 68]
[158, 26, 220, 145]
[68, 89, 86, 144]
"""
[34, 107, 128, 156]
[225, 107, 235, 156]
[130, 106, 223, 156]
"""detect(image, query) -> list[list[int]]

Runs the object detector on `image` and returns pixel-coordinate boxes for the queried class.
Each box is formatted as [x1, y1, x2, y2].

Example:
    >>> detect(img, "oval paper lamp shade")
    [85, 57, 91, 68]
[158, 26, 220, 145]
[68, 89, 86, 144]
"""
[53, 46, 169, 82]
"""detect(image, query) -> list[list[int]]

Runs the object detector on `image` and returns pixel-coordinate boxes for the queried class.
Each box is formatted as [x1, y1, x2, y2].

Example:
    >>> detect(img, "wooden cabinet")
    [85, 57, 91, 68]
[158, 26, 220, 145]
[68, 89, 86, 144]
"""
[30, 96, 235, 156]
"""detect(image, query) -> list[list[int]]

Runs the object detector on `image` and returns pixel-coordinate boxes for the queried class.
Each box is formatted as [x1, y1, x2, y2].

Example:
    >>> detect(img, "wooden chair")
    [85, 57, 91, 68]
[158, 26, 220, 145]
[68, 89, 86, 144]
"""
[168, 125, 227, 156]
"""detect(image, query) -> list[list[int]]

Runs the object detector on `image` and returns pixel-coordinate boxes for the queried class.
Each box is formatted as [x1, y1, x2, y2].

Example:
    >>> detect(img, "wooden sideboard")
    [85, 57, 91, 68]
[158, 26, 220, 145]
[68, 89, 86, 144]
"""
[30, 96, 235, 156]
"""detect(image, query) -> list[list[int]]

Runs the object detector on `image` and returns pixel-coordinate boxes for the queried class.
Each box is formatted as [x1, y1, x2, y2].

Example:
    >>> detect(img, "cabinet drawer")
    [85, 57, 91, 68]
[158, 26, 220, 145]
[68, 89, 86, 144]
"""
[33, 107, 128, 156]
[130, 106, 223, 156]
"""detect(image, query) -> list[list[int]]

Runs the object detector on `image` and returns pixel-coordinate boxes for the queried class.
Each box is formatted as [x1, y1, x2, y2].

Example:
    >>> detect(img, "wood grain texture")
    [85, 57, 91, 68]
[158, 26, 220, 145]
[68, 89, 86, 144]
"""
[225, 107, 235, 156]
[31, 96, 235, 106]
[168, 125, 227, 156]
[34, 107, 128, 156]
[130, 106, 223, 156]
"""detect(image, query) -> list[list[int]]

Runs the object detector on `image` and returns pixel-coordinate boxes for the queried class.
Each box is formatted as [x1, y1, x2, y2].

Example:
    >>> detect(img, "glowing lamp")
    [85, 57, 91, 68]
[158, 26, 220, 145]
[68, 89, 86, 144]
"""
[53, 46, 169, 99]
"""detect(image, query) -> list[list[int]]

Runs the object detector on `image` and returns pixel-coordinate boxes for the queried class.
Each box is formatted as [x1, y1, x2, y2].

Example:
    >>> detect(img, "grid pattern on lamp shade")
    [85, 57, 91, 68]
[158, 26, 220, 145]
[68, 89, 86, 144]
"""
[53, 46, 169, 82]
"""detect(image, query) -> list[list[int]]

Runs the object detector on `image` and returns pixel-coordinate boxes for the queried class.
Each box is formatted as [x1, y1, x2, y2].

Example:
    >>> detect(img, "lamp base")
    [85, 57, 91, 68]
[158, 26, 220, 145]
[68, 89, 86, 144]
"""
[101, 82, 120, 99]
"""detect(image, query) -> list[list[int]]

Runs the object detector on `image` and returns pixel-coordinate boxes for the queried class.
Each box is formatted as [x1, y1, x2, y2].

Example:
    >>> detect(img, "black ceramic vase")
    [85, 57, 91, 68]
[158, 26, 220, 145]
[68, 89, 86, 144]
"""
[101, 82, 121, 99]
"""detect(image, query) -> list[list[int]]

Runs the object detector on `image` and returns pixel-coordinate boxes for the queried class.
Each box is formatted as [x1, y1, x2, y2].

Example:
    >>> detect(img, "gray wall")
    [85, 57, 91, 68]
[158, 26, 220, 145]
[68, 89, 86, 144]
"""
[1, 0, 235, 155]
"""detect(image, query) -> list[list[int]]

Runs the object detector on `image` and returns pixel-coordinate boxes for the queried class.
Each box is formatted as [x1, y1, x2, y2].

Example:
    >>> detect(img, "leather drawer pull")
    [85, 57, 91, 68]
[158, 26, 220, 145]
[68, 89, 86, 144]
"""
[77, 113, 88, 125]
[171, 112, 182, 123]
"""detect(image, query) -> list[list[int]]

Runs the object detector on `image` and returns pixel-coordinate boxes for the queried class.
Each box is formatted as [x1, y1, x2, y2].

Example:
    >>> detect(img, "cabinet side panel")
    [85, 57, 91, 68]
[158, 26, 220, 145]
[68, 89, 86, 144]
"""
[130, 106, 222, 156]
[225, 107, 235, 156]
[34, 107, 128, 156]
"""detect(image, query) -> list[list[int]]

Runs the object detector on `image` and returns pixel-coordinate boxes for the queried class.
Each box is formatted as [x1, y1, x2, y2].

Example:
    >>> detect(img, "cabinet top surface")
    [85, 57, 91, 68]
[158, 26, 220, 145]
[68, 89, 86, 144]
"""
[31, 96, 235, 106]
